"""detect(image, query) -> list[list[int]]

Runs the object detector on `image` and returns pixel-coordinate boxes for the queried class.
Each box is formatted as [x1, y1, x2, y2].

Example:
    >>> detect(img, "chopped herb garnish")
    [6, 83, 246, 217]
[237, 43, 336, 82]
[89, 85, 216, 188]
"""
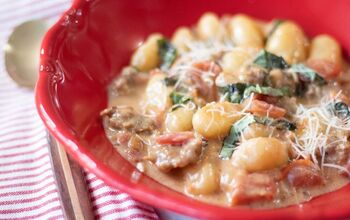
[219, 83, 248, 103]
[333, 101, 350, 119]
[290, 64, 326, 85]
[164, 76, 178, 86]
[253, 116, 296, 131]
[169, 92, 192, 111]
[267, 19, 284, 39]
[158, 38, 177, 70]
[255, 117, 297, 131]
[220, 115, 296, 159]
[272, 119, 297, 131]
[243, 84, 292, 99]
[220, 115, 256, 159]
[220, 83, 291, 104]
[253, 50, 289, 70]
[170, 92, 191, 105]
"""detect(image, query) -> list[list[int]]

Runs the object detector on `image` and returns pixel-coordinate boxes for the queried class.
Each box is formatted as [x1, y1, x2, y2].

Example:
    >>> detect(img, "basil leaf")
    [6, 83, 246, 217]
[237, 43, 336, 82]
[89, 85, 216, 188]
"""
[270, 119, 297, 131]
[290, 64, 326, 85]
[253, 50, 289, 70]
[170, 92, 192, 111]
[267, 19, 284, 39]
[220, 115, 296, 159]
[220, 115, 256, 159]
[158, 39, 177, 70]
[220, 83, 248, 103]
[164, 76, 178, 86]
[243, 84, 292, 99]
[333, 101, 350, 119]
[220, 83, 291, 104]
[170, 92, 191, 105]
[254, 117, 296, 131]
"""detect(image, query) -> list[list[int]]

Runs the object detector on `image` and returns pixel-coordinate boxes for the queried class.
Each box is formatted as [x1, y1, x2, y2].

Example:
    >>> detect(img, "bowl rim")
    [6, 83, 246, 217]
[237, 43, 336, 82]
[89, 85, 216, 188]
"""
[35, 0, 350, 219]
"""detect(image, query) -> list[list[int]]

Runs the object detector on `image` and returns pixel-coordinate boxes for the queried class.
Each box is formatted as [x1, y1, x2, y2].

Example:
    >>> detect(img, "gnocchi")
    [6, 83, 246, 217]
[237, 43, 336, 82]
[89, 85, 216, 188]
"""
[221, 49, 252, 74]
[186, 163, 220, 195]
[103, 12, 350, 208]
[229, 14, 264, 49]
[131, 33, 163, 71]
[144, 72, 171, 114]
[165, 105, 195, 132]
[192, 102, 242, 139]
[307, 35, 342, 78]
[171, 27, 195, 54]
[232, 137, 289, 172]
[266, 21, 308, 64]
[197, 12, 221, 40]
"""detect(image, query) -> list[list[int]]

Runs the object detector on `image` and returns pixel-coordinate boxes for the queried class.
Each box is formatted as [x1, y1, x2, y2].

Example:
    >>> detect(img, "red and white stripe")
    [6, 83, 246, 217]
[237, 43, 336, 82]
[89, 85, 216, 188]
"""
[0, 0, 158, 219]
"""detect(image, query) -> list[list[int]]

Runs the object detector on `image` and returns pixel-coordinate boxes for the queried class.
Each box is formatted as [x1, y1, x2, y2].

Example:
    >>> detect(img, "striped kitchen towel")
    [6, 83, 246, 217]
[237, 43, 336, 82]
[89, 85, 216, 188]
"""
[0, 0, 159, 219]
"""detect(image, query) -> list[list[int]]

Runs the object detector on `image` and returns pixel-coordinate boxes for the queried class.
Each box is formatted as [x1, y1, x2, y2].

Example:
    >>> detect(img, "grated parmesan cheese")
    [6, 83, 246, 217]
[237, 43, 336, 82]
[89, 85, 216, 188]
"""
[291, 93, 350, 173]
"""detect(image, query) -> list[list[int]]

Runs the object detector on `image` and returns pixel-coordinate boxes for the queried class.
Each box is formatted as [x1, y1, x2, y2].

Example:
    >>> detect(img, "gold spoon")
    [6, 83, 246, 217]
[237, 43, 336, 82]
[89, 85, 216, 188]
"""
[4, 20, 49, 88]
[4, 20, 94, 220]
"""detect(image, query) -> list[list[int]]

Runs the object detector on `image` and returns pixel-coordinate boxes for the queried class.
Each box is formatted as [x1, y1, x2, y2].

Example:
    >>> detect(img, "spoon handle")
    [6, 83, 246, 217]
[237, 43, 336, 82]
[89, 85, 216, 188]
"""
[47, 134, 95, 220]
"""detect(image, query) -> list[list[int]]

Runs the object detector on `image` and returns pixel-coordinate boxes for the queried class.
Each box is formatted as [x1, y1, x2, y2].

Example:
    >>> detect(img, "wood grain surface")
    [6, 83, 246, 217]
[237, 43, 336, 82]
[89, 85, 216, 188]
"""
[47, 134, 95, 220]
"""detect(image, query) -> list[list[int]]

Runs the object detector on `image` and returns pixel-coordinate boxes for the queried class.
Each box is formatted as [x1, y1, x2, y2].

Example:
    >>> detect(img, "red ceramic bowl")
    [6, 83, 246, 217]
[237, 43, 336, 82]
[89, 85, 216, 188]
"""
[36, 0, 350, 219]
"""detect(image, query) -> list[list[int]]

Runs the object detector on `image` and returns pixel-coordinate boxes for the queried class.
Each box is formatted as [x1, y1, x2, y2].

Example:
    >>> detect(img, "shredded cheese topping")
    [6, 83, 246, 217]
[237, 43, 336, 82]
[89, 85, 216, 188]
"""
[291, 92, 350, 175]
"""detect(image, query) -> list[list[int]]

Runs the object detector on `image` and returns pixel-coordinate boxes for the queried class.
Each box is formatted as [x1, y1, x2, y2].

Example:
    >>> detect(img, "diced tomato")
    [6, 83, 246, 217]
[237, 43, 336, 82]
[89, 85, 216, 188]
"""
[247, 100, 286, 118]
[192, 61, 222, 77]
[188, 61, 222, 102]
[282, 159, 324, 187]
[156, 132, 194, 145]
[307, 59, 341, 79]
[252, 93, 279, 105]
[231, 173, 276, 205]
[190, 71, 217, 102]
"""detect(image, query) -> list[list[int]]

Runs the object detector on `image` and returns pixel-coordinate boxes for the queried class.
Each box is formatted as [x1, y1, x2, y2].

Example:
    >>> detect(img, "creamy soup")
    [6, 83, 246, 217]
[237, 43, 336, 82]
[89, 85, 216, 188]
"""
[101, 13, 350, 208]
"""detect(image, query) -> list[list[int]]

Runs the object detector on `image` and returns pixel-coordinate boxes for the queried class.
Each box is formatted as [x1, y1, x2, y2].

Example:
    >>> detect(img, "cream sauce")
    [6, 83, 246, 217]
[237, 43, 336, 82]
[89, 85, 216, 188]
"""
[106, 79, 350, 208]
[103, 18, 350, 206]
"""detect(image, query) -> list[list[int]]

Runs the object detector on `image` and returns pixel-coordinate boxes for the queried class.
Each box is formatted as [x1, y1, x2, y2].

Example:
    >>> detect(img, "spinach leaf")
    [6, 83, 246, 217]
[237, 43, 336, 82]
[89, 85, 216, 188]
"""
[267, 19, 284, 39]
[220, 83, 248, 103]
[170, 92, 192, 111]
[220, 115, 256, 159]
[164, 76, 178, 86]
[333, 102, 350, 119]
[290, 64, 326, 85]
[220, 115, 296, 159]
[269, 118, 297, 131]
[253, 50, 289, 70]
[254, 117, 296, 131]
[170, 92, 191, 105]
[158, 39, 177, 70]
[243, 84, 292, 99]
[220, 83, 291, 104]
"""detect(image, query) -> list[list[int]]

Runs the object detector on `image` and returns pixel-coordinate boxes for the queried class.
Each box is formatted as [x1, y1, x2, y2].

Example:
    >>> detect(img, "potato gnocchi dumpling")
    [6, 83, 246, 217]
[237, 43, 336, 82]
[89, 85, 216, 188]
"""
[192, 102, 242, 139]
[232, 137, 289, 172]
[229, 14, 264, 49]
[171, 27, 195, 54]
[103, 12, 350, 208]
[131, 33, 163, 71]
[144, 72, 171, 114]
[266, 21, 308, 64]
[165, 105, 195, 132]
